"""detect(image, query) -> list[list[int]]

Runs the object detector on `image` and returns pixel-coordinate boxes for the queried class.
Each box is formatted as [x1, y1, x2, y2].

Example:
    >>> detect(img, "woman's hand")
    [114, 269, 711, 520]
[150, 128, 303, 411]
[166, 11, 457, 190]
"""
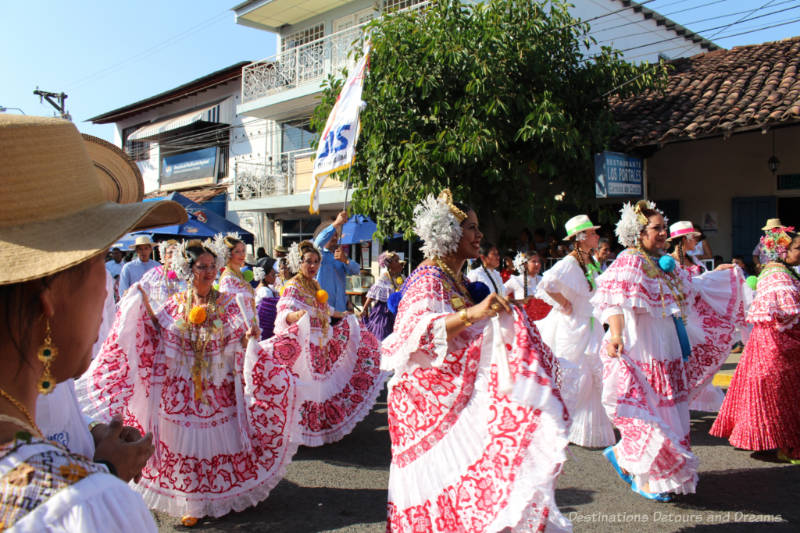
[286, 310, 306, 324]
[606, 336, 624, 358]
[546, 290, 572, 315]
[470, 293, 512, 322]
[92, 415, 154, 483]
[247, 325, 259, 338]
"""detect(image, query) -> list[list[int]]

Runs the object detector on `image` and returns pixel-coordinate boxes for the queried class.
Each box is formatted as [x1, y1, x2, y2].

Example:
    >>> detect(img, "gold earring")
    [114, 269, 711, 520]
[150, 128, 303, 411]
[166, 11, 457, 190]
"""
[37, 320, 58, 394]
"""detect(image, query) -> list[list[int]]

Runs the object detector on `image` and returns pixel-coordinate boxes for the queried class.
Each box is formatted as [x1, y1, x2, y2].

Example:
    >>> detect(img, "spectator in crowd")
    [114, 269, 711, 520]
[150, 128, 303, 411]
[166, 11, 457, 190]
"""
[753, 218, 785, 273]
[118, 236, 159, 296]
[594, 237, 612, 271]
[313, 211, 361, 313]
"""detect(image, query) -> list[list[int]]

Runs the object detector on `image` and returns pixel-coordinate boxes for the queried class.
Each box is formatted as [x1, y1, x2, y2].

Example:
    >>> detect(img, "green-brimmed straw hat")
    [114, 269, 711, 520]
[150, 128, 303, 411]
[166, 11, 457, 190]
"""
[564, 214, 600, 240]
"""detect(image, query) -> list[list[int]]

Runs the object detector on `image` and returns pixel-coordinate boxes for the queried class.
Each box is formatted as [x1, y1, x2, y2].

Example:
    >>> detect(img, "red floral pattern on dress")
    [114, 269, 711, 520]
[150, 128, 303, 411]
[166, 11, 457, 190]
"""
[82, 291, 300, 517]
[383, 266, 568, 532]
[711, 268, 800, 450]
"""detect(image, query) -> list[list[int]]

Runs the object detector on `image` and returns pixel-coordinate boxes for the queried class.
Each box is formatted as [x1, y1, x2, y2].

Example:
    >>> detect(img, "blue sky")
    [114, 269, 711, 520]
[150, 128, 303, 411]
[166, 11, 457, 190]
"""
[3, 0, 799, 142]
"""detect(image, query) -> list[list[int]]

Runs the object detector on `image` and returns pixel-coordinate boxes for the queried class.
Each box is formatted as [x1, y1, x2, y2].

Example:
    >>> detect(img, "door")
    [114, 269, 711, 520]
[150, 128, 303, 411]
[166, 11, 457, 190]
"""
[731, 196, 776, 263]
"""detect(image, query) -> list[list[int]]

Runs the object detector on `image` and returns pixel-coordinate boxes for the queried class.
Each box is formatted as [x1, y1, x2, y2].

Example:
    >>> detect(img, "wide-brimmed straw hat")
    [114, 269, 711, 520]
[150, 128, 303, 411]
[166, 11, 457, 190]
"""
[563, 214, 600, 240]
[0, 115, 187, 285]
[82, 134, 144, 203]
[130, 235, 155, 249]
[667, 221, 701, 241]
[762, 218, 785, 231]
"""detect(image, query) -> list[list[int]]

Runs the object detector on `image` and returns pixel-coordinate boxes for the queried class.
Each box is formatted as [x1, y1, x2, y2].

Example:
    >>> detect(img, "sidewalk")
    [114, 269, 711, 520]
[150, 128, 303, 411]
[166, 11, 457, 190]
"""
[711, 350, 741, 388]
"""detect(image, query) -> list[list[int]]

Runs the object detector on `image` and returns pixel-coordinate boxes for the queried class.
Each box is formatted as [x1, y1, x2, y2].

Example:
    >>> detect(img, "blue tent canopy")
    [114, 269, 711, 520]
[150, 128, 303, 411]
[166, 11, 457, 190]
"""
[144, 192, 253, 244]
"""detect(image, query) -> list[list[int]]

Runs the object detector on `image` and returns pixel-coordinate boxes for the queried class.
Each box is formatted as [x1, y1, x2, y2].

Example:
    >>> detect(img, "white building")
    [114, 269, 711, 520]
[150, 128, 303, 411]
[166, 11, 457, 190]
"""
[229, 0, 717, 256]
[89, 62, 269, 241]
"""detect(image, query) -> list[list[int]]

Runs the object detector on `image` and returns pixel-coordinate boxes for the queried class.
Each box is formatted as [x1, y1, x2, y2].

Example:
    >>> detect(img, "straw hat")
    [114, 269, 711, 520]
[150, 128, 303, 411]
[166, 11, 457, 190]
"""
[130, 235, 155, 249]
[762, 218, 785, 231]
[82, 134, 144, 203]
[0, 115, 187, 285]
[563, 214, 600, 240]
[667, 221, 701, 241]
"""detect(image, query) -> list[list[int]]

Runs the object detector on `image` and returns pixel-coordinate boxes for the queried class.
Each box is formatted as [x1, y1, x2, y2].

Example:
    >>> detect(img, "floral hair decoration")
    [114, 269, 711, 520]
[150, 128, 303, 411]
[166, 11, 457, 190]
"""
[413, 189, 467, 259]
[158, 239, 179, 265]
[760, 226, 796, 261]
[287, 240, 321, 274]
[209, 232, 242, 265]
[512, 251, 528, 273]
[171, 240, 224, 281]
[615, 200, 666, 248]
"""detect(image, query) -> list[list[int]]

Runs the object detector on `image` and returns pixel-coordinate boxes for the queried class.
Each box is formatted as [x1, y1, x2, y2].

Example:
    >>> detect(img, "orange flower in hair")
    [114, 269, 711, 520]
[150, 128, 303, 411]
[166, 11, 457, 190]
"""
[188, 306, 207, 325]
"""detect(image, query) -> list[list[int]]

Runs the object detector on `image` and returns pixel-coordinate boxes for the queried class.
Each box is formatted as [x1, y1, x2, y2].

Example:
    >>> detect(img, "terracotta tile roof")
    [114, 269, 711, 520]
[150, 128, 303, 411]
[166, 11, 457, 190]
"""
[613, 36, 800, 149]
[145, 184, 229, 203]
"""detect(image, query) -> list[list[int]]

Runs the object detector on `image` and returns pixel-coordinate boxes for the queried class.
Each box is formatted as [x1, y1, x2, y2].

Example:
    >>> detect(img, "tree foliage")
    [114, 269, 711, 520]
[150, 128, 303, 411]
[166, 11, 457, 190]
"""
[311, 0, 667, 239]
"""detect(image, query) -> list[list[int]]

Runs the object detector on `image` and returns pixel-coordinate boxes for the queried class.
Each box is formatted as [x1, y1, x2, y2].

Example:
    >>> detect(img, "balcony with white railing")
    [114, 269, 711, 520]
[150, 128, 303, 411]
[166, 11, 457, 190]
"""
[240, 1, 430, 113]
[241, 24, 365, 107]
[232, 149, 344, 209]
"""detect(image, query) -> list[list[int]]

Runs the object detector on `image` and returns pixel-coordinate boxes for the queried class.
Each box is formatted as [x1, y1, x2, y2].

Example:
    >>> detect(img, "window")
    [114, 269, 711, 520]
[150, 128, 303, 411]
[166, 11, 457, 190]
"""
[280, 217, 321, 247]
[282, 23, 324, 51]
[122, 124, 150, 161]
[383, 0, 426, 12]
[281, 119, 318, 154]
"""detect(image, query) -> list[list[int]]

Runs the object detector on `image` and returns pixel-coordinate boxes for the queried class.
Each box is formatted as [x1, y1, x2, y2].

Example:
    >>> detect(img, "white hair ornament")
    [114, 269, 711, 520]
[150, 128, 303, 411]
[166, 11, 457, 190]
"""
[512, 251, 528, 273]
[210, 232, 242, 265]
[615, 200, 666, 248]
[171, 241, 192, 281]
[253, 266, 266, 282]
[413, 190, 465, 259]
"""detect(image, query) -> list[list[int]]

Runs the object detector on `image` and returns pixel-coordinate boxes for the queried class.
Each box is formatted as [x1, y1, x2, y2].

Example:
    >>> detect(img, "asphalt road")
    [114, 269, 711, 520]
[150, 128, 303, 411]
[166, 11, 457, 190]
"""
[156, 393, 800, 532]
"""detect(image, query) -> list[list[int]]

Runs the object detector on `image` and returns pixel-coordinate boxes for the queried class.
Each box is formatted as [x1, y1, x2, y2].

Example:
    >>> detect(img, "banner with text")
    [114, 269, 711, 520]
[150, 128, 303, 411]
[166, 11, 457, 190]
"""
[309, 42, 370, 214]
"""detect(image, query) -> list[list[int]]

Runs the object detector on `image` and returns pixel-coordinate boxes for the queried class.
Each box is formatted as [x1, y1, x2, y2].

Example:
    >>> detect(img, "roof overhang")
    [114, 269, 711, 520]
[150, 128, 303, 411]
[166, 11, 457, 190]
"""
[128, 100, 232, 141]
[233, 0, 353, 33]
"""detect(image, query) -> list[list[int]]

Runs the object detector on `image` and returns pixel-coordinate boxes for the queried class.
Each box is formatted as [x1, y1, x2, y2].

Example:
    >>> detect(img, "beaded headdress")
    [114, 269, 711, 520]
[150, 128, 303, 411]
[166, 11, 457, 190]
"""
[158, 239, 179, 265]
[760, 225, 796, 261]
[413, 188, 467, 259]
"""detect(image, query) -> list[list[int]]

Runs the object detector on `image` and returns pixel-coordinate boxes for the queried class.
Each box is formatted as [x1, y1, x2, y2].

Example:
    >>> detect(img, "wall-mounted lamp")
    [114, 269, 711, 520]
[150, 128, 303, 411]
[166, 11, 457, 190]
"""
[768, 130, 780, 174]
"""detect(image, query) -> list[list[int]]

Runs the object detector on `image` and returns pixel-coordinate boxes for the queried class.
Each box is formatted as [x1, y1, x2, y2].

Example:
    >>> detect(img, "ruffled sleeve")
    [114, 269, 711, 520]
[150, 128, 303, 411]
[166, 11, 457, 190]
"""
[366, 274, 393, 302]
[380, 267, 460, 374]
[747, 268, 800, 329]
[536, 255, 590, 310]
[591, 249, 689, 321]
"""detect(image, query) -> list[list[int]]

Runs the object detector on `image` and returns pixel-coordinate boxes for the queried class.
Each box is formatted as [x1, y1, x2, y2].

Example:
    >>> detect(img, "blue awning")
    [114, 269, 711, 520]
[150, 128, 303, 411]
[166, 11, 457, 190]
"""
[143, 192, 253, 244]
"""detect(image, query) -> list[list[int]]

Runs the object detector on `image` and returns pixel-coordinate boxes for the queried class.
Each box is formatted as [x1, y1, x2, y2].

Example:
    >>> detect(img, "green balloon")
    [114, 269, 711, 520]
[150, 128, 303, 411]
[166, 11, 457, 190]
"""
[243, 269, 254, 282]
[213, 282, 219, 291]
[746, 275, 758, 291]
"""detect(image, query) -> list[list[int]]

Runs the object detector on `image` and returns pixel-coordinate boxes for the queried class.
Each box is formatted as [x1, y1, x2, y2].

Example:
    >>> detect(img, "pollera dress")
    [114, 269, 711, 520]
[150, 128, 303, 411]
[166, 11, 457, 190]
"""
[591, 249, 745, 495]
[363, 271, 404, 340]
[138, 264, 186, 312]
[78, 288, 302, 518]
[259, 274, 387, 447]
[536, 255, 614, 447]
[381, 265, 571, 532]
[710, 264, 800, 452]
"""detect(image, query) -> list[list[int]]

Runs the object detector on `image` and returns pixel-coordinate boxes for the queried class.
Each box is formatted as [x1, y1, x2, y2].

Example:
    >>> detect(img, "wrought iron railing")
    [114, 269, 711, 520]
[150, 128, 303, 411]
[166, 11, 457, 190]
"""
[233, 149, 315, 200]
[242, 25, 364, 103]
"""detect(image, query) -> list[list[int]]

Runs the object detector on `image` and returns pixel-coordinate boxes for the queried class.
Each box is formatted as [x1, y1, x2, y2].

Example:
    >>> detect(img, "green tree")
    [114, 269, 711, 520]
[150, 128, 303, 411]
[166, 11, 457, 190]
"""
[311, 0, 666, 239]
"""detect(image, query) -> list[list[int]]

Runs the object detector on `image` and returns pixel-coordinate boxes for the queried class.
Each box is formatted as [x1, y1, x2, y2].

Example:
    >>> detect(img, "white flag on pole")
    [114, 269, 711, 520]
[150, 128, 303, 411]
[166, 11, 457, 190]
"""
[309, 42, 370, 214]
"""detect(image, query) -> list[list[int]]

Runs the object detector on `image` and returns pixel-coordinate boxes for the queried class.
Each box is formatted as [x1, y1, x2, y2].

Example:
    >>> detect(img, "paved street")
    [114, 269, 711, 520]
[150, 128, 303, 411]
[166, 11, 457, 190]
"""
[155, 380, 799, 533]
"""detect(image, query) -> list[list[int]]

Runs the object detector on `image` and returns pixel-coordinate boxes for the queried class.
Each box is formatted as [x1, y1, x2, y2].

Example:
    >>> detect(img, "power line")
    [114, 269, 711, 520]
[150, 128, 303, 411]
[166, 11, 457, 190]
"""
[602, 0, 782, 97]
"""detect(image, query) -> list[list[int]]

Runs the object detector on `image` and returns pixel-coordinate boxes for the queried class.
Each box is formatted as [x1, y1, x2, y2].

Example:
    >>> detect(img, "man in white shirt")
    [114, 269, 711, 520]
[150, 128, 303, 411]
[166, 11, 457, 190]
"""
[105, 247, 125, 279]
[467, 241, 506, 296]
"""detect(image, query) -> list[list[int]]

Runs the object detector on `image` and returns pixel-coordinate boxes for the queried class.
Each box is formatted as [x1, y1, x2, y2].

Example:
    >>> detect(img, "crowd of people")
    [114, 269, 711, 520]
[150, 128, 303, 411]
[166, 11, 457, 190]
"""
[2, 115, 799, 532]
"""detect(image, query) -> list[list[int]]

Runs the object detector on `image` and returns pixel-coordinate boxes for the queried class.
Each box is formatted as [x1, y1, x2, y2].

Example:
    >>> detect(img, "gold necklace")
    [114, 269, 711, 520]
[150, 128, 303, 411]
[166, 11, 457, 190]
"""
[290, 274, 330, 340]
[183, 288, 220, 403]
[635, 247, 687, 321]
[0, 387, 42, 438]
[433, 257, 473, 310]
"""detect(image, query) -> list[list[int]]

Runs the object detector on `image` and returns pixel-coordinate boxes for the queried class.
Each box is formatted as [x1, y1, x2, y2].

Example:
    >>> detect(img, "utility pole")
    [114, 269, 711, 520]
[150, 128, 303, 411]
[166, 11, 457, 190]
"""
[33, 88, 71, 121]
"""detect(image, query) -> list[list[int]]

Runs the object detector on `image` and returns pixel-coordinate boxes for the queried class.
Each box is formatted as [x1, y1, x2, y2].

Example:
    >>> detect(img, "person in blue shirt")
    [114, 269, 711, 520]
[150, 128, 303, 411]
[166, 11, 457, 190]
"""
[313, 210, 360, 312]
[119, 236, 160, 296]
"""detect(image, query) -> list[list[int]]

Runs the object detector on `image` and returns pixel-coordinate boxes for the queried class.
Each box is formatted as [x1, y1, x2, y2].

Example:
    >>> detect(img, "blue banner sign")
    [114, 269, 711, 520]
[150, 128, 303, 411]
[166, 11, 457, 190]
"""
[161, 147, 217, 186]
[594, 151, 643, 198]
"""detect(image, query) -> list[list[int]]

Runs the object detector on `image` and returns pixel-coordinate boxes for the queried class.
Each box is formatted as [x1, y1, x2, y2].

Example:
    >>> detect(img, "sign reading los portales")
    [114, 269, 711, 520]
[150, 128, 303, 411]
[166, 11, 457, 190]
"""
[594, 151, 643, 198]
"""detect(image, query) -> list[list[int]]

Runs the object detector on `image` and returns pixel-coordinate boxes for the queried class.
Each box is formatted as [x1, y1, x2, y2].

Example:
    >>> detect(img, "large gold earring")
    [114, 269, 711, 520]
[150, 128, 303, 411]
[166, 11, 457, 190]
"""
[37, 320, 57, 394]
